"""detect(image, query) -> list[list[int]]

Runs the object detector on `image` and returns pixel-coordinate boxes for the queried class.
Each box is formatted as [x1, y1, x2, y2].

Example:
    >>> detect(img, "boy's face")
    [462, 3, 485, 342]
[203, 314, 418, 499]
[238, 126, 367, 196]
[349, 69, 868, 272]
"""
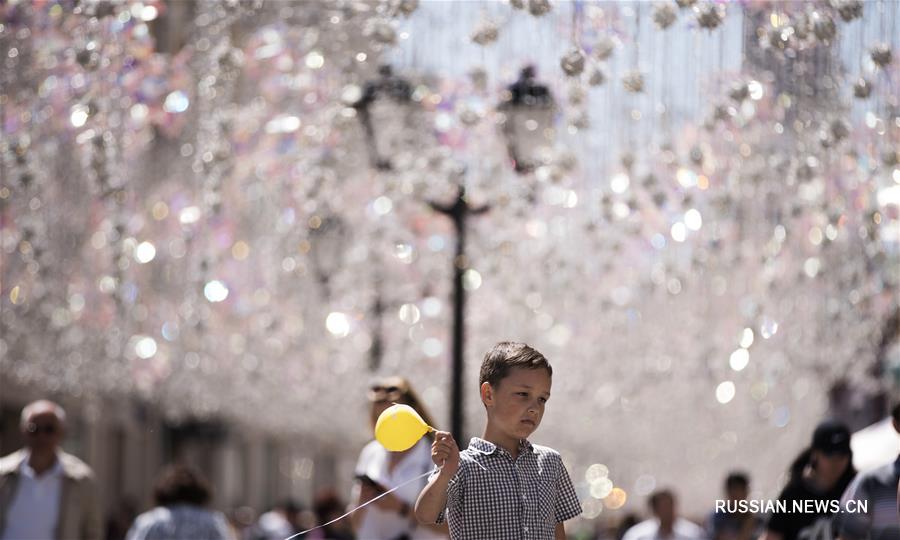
[481, 367, 552, 440]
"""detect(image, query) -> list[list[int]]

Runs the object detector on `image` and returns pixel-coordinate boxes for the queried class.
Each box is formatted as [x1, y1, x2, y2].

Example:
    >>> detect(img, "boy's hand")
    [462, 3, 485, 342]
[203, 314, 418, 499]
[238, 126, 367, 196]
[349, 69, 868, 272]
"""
[431, 431, 460, 476]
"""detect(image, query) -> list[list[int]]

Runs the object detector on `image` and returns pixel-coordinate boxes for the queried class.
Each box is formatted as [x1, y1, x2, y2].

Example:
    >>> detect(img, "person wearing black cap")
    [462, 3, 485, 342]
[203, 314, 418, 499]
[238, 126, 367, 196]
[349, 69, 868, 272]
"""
[762, 420, 857, 540]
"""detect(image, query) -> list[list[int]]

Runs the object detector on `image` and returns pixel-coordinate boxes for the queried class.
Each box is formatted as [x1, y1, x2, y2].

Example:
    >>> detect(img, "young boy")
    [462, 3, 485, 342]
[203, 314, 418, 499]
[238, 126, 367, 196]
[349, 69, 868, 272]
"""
[414, 342, 582, 539]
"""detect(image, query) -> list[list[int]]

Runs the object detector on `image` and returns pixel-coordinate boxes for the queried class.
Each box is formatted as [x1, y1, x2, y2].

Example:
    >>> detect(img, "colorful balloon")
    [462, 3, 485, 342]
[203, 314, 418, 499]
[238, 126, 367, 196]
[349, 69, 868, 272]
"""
[375, 404, 434, 451]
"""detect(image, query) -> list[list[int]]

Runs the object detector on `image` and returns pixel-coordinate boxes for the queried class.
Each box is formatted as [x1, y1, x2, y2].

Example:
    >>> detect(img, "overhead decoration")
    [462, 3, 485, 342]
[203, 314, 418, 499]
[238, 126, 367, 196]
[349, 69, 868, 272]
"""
[1, 0, 897, 517]
[652, 3, 678, 30]
[560, 48, 587, 77]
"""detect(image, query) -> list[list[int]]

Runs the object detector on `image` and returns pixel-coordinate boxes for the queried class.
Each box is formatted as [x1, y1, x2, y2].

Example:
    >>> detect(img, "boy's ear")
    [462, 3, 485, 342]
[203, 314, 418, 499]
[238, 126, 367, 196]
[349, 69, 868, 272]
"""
[480, 381, 493, 407]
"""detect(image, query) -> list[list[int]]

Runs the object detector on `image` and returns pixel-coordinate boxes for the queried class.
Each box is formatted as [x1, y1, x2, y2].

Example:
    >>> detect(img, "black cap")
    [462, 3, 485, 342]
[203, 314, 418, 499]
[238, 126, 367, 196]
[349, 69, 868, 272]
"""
[811, 420, 851, 455]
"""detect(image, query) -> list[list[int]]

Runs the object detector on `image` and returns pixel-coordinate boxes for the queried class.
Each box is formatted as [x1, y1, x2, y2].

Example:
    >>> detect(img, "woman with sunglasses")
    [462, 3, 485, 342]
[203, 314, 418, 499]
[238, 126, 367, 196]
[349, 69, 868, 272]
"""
[351, 377, 448, 540]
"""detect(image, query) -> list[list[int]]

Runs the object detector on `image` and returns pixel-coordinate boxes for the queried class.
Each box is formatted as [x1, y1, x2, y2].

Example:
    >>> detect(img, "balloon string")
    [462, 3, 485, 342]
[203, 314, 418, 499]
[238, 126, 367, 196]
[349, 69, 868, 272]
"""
[284, 466, 440, 540]
[286, 428, 487, 540]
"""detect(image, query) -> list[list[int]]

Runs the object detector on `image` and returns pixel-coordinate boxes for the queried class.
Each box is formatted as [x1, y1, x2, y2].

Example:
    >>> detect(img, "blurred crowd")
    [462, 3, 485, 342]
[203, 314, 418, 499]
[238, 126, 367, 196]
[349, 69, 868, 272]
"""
[1, 387, 897, 540]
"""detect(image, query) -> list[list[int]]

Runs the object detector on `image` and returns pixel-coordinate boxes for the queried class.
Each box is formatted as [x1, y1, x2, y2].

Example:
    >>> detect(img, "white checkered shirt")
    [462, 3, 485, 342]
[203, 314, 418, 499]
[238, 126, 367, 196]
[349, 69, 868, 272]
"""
[430, 437, 582, 540]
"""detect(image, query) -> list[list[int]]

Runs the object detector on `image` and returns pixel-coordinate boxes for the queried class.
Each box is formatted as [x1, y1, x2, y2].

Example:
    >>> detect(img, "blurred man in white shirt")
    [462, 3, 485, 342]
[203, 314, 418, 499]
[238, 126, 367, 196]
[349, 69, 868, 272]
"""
[0, 400, 100, 540]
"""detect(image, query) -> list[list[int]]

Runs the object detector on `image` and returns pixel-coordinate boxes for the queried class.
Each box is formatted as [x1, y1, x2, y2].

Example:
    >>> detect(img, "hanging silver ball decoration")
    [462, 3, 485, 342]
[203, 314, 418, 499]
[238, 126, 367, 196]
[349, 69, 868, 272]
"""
[509, 0, 525, 8]
[881, 149, 899, 167]
[793, 13, 811, 41]
[853, 77, 872, 99]
[218, 47, 244, 75]
[568, 83, 587, 105]
[810, 11, 836, 43]
[85, 0, 117, 18]
[830, 119, 850, 141]
[528, 0, 552, 17]
[818, 131, 835, 149]
[393, 0, 419, 16]
[689, 145, 704, 166]
[588, 66, 606, 86]
[870, 44, 892, 68]
[660, 143, 678, 166]
[76, 49, 99, 70]
[471, 19, 499, 45]
[621, 152, 636, 170]
[653, 2, 678, 29]
[340, 84, 363, 105]
[468, 67, 488, 92]
[555, 150, 578, 173]
[694, 3, 726, 30]
[831, 0, 863, 22]
[796, 156, 819, 182]
[570, 111, 590, 129]
[819, 119, 849, 148]
[653, 191, 668, 207]
[561, 48, 586, 76]
[712, 104, 732, 122]
[458, 106, 482, 127]
[765, 26, 792, 51]
[675, 0, 697, 9]
[592, 35, 616, 60]
[364, 18, 398, 45]
[622, 71, 645, 93]
[729, 82, 749, 102]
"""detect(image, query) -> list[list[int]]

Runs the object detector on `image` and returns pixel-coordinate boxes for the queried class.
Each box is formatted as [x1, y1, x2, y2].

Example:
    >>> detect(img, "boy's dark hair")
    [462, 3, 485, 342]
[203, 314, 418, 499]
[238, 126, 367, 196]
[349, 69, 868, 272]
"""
[479, 342, 552, 387]
[892, 400, 900, 423]
[725, 471, 749, 490]
[153, 464, 212, 507]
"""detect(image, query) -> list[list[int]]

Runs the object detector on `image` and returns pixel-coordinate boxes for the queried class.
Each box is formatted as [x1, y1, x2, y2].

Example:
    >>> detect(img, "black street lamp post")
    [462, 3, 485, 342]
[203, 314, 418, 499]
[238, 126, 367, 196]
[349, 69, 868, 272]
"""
[369, 271, 386, 372]
[430, 185, 489, 443]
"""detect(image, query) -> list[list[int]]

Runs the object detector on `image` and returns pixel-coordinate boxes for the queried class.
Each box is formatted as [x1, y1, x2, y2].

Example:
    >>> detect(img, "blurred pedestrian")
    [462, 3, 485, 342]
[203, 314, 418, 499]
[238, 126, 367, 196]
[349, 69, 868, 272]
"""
[0, 399, 101, 540]
[225, 504, 256, 540]
[763, 420, 856, 540]
[616, 514, 642, 540]
[249, 499, 302, 540]
[836, 400, 900, 540]
[305, 489, 353, 540]
[706, 472, 763, 540]
[125, 464, 233, 540]
[622, 489, 706, 540]
[106, 496, 138, 540]
[352, 376, 447, 540]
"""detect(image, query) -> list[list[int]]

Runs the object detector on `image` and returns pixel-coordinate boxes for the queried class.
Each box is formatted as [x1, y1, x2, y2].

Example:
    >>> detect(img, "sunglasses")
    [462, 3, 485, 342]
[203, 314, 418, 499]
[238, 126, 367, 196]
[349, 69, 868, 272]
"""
[370, 385, 401, 394]
[26, 422, 58, 435]
[368, 385, 404, 402]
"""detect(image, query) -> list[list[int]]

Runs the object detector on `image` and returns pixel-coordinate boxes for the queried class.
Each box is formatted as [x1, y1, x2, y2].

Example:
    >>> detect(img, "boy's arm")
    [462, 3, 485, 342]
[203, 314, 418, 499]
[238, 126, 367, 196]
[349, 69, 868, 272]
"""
[414, 431, 460, 524]
[554, 454, 583, 525]
[415, 468, 454, 524]
[555, 522, 566, 540]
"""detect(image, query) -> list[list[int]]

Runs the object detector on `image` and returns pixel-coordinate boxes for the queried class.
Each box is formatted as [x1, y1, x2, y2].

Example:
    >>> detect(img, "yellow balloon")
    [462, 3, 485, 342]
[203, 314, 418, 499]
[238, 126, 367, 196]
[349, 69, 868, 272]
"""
[375, 404, 434, 451]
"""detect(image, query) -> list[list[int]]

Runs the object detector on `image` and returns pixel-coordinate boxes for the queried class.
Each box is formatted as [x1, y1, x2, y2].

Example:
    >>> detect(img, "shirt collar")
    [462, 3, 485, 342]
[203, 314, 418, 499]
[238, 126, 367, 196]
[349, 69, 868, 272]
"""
[18, 450, 63, 479]
[468, 437, 534, 456]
